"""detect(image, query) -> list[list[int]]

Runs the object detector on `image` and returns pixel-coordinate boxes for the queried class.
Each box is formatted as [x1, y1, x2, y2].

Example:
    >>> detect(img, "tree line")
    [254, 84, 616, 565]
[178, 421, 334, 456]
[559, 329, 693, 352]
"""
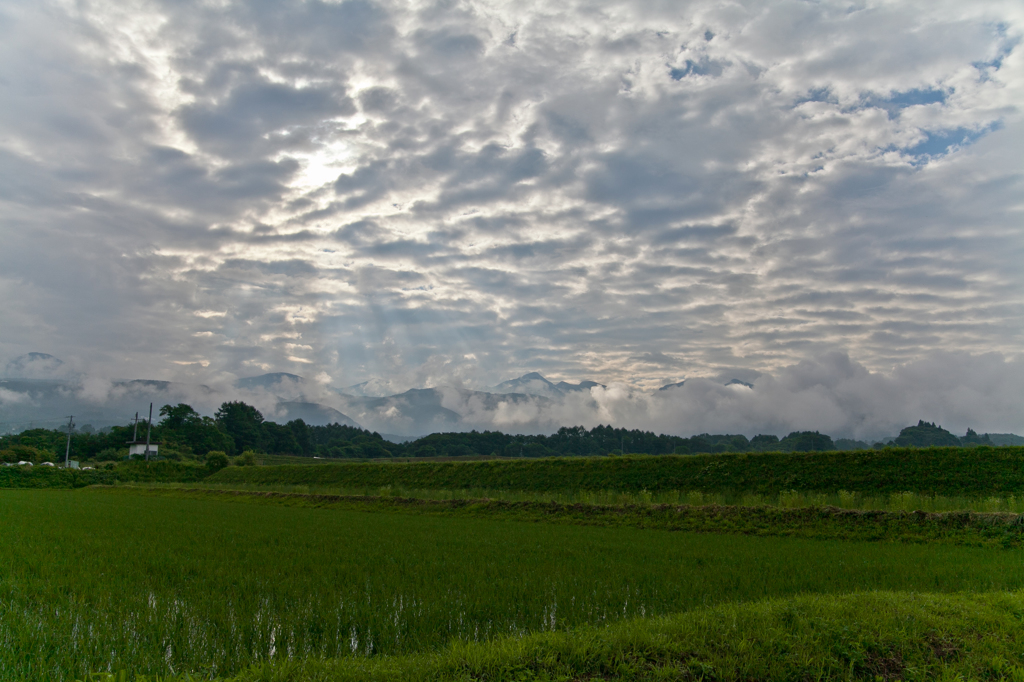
[0, 403, 1000, 464]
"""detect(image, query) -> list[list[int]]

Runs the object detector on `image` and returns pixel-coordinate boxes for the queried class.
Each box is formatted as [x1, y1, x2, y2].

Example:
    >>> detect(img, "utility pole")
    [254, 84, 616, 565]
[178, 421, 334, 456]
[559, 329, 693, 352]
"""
[132, 412, 139, 442]
[144, 402, 153, 461]
[64, 415, 74, 467]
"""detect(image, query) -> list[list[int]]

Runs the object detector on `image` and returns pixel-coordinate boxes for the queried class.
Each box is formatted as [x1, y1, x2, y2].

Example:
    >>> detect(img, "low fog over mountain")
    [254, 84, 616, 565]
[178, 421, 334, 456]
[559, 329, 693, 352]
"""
[2, 352, 1021, 442]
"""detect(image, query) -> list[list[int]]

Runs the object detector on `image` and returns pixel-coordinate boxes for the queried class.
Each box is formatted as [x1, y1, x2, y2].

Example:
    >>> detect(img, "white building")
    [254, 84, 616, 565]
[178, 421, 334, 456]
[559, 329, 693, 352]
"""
[127, 441, 160, 459]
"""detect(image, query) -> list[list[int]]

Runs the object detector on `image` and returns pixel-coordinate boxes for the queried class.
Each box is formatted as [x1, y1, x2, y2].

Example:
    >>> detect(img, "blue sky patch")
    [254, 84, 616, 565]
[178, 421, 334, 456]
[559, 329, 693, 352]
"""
[973, 34, 1018, 72]
[905, 122, 1000, 158]
[862, 88, 947, 118]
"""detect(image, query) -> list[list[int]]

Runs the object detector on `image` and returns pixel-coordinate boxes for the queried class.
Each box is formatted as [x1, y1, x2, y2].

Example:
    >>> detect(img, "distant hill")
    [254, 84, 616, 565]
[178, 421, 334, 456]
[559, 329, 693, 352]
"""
[339, 378, 406, 398]
[274, 402, 359, 428]
[492, 372, 604, 398]
[660, 378, 754, 391]
[492, 372, 559, 396]
[988, 433, 1024, 446]
[235, 373, 305, 390]
[893, 421, 961, 448]
[334, 387, 553, 437]
[3, 352, 69, 379]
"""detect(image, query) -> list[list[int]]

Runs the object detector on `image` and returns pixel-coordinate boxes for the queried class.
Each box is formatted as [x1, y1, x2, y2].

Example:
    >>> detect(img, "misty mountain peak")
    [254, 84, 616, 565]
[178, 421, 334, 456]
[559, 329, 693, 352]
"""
[4, 353, 69, 380]
[493, 373, 604, 397]
[493, 372, 554, 391]
[554, 380, 605, 392]
[235, 373, 305, 390]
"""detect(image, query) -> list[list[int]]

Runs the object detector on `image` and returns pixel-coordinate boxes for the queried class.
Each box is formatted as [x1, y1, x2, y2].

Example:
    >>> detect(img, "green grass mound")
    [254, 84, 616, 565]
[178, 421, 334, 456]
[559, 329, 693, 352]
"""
[92, 591, 1024, 681]
[207, 447, 1024, 496]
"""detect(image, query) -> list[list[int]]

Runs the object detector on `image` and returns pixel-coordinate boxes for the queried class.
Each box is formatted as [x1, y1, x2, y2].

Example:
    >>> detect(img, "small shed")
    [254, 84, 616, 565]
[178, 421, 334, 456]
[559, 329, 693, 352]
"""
[127, 441, 161, 459]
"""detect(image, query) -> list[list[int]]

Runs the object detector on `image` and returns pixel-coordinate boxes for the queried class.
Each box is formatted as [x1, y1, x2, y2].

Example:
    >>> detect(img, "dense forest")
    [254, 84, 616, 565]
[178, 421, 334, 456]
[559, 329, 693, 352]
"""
[0, 403, 1006, 465]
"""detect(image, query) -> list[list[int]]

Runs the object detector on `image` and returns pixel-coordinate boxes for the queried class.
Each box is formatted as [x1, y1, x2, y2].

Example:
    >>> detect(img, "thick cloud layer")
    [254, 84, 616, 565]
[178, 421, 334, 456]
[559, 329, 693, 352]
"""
[1, 0, 1022, 428]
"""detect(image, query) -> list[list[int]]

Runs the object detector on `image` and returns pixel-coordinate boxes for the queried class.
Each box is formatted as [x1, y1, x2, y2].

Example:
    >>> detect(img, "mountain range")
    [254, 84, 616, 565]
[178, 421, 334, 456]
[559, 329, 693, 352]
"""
[0, 353, 740, 438]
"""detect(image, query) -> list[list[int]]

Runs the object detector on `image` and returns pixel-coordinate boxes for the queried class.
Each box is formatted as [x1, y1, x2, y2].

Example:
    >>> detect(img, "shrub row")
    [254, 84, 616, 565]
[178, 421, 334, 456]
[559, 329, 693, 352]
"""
[207, 446, 1024, 496]
[0, 461, 212, 488]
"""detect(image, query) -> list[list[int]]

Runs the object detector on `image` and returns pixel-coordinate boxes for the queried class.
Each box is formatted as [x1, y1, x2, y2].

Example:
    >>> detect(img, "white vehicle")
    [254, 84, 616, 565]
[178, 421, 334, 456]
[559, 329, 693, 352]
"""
[40, 461, 56, 467]
[17, 461, 32, 466]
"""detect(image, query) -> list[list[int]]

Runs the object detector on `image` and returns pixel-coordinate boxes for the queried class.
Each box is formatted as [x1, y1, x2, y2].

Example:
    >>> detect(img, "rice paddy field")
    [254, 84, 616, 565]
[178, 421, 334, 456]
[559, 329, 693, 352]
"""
[3, 487, 1024, 681]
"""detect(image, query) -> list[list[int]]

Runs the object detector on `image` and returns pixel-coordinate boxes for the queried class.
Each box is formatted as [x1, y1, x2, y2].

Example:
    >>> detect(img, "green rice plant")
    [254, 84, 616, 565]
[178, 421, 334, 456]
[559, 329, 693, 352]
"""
[138, 486, 1024, 549]
[5, 488, 1024, 680]
[839, 489, 858, 508]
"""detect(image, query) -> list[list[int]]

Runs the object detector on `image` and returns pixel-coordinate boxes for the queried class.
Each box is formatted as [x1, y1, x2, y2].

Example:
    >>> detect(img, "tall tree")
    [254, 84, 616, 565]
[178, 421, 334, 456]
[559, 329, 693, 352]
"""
[215, 401, 265, 453]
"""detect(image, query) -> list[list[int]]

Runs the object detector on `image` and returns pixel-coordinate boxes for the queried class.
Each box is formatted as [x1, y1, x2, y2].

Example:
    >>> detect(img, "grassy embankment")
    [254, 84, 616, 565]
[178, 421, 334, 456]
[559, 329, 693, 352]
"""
[6, 487, 1024, 681]
[160, 591, 1024, 682]
[208, 446, 1024, 495]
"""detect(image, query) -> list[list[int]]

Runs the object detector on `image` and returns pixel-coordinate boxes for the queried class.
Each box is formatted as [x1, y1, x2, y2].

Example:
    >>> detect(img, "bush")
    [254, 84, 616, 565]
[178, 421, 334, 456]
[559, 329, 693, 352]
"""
[205, 451, 229, 472]
[95, 448, 126, 462]
[1, 444, 54, 463]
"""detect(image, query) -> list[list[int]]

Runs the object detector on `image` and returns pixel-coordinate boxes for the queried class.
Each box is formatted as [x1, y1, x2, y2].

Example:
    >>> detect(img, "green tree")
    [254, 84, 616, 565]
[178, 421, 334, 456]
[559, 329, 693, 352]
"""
[778, 431, 834, 452]
[894, 421, 961, 448]
[961, 428, 994, 446]
[160, 403, 234, 456]
[215, 401, 265, 453]
[159, 403, 201, 430]
[750, 434, 780, 451]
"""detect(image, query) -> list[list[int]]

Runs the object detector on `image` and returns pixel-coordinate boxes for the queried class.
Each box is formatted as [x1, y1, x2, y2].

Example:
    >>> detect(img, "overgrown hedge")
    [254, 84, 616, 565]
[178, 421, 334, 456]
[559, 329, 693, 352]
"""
[207, 446, 1024, 496]
[0, 467, 115, 488]
[0, 461, 212, 488]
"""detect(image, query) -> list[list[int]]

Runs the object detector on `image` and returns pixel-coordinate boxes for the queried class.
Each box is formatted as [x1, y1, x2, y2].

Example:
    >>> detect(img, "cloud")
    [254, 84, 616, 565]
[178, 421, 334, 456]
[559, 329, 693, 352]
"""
[0, 0, 1020, 406]
[404, 351, 1024, 441]
[2, 350, 1021, 440]
[630, 352, 685, 368]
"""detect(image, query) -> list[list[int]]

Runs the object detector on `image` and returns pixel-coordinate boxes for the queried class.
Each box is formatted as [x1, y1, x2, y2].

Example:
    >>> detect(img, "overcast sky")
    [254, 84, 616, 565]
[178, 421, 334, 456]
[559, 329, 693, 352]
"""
[1, 0, 1022, 400]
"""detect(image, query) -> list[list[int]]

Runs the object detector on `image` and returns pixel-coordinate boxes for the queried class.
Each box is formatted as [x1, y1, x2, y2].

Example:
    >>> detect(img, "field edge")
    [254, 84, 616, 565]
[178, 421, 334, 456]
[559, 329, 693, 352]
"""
[87, 590, 1024, 682]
